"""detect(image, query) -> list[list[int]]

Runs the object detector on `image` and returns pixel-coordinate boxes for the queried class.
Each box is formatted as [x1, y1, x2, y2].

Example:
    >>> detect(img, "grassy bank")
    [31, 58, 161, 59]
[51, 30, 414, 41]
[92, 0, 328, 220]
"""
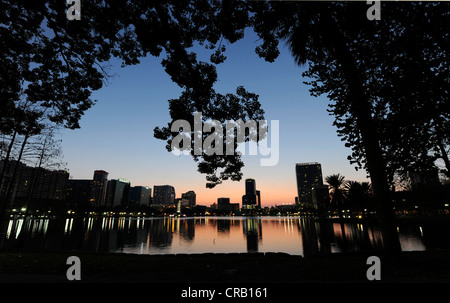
[1, 250, 450, 283]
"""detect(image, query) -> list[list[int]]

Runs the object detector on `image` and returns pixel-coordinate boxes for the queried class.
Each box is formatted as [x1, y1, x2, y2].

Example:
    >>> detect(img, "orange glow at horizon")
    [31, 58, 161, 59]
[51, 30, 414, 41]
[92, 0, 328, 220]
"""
[183, 179, 298, 207]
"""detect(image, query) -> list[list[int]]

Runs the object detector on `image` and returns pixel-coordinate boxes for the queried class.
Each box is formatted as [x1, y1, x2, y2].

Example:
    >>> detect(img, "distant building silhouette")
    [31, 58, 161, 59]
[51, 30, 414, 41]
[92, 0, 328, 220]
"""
[181, 190, 196, 207]
[93, 170, 108, 207]
[29, 168, 68, 201]
[296, 162, 323, 209]
[0, 160, 69, 209]
[66, 179, 95, 208]
[153, 185, 175, 206]
[130, 186, 152, 207]
[106, 178, 131, 208]
[242, 178, 259, 209]
[218, 197, 230, 210]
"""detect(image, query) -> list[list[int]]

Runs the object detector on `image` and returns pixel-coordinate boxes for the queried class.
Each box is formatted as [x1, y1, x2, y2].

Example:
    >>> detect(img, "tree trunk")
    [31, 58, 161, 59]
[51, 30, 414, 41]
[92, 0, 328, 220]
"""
[321, 14, 402, 255]
[24, 141, 47, 218]
[0, 131, 18, 230]
[0, 134, 29, 222]
[0, 131, 17, 196]
[438, 141, 450, 178]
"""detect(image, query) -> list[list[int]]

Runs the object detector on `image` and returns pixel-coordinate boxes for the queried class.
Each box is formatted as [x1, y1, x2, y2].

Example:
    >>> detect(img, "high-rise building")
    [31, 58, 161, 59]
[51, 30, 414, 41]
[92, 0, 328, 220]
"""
[66, 179, 95, 208]
[106, 178, 131, 208]
[32, 169, 69, 201]
[246, 178, 256, 196]
[217, 197, 230, 210]
[153, 185, 175, 206]
[0, 160, 69, 208]
[130, 186, 152, 207]
[93, 170, 108, 207]
[295, 162, 323, 209]
[242, 178, 258, 209]
[181, 190, 196, 207]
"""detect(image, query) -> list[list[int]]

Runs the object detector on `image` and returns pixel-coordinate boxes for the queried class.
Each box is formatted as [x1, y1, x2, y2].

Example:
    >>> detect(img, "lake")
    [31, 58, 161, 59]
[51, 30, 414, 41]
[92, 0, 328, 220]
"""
[1, 216, 450, 256]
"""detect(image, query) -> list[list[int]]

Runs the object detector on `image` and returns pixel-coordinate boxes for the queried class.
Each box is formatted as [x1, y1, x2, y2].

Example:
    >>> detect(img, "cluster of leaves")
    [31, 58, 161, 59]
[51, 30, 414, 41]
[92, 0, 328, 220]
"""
[154, 86, 264, 188]
[2, 1, 448, 191]
[1, 0, 263, 188]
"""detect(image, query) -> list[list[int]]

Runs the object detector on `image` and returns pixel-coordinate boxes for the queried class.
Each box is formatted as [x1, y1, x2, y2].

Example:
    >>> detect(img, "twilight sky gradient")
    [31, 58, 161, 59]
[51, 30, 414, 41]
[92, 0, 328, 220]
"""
[60, 29, 369, 207]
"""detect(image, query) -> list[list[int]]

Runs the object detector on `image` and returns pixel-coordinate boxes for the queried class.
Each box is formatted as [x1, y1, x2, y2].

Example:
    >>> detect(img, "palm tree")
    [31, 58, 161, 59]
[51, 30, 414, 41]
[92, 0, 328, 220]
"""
[345, 181, 373, 215]
[325, 174, 346, 217]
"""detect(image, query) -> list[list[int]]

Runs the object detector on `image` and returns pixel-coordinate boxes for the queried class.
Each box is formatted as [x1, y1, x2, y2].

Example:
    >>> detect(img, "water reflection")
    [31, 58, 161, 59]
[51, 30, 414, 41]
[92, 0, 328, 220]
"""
[243, 219, 262, 253]
[0, 216, 445, 256]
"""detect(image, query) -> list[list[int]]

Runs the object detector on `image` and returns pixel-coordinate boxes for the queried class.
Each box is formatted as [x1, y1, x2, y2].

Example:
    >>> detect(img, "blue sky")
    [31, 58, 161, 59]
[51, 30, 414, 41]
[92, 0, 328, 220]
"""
[60, 28, 369, 206]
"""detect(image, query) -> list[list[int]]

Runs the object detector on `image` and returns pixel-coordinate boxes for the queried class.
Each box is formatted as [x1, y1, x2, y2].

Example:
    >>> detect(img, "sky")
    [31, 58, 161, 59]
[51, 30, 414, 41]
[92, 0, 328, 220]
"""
[60, 28, 369, 207]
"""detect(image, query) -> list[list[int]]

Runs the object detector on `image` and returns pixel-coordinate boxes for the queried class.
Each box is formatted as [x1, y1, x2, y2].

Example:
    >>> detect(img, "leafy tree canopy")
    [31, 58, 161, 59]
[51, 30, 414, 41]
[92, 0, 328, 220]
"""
[2, 1, 448, 190]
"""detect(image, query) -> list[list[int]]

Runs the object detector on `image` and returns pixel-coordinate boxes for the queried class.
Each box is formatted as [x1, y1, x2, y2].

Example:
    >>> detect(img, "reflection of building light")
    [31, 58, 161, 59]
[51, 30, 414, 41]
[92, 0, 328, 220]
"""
[65, 218, 73, 234]
[15, 219, 24, 239]
[87, 218, 94, 231]
[6, 220, 13, 239]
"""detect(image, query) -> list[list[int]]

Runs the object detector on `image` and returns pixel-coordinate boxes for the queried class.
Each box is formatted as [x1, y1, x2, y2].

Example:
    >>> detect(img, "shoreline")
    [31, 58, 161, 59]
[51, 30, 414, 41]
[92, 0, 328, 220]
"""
[1, 249, 450, 283]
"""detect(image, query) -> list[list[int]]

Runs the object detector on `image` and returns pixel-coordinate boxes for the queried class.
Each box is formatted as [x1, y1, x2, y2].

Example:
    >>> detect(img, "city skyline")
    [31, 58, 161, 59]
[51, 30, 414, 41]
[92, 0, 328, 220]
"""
[63, 164, 356, 208]
[60, 29, 369, 207]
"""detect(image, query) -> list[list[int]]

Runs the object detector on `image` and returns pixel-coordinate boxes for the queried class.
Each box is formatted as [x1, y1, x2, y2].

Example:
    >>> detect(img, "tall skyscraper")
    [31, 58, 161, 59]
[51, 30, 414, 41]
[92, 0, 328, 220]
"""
[93, 170, 108, 207]
[242, 178, 258, 209]
[295, 162, 324, 209]
[246, 178, 256, 196]
[153, 185, 175, 206]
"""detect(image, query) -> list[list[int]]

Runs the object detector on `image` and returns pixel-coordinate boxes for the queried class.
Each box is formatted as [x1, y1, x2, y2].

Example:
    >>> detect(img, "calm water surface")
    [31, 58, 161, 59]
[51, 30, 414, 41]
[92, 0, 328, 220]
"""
[1, 216, 450, 256]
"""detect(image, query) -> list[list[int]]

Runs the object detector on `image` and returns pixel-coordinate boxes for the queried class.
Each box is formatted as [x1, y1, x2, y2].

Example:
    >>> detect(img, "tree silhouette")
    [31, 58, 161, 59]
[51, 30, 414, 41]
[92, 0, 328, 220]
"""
[325, 174, 346, 216]
[250, 1, 404, 253]
[0, 1, 257, 212]
[345, 181, 373, 215]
